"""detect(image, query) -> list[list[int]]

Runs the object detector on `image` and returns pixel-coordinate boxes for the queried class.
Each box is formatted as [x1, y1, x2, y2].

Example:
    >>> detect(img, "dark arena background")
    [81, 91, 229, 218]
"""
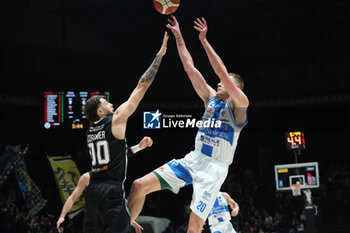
[1, 0, 350, 233]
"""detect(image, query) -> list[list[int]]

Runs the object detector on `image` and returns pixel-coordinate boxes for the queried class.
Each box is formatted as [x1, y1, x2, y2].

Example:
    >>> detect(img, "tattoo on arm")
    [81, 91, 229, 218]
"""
[139, 55, 162, 84]
[176, 37, 184, 47]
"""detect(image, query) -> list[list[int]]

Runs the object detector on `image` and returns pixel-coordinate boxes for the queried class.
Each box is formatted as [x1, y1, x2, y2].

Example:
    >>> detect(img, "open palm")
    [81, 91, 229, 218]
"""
[194, 17, 208, 41]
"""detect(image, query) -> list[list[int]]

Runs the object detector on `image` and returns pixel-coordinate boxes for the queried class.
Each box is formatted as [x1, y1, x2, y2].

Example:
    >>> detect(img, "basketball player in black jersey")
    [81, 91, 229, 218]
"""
[56, 32, 169, 233]
[56, 137, 153, 233]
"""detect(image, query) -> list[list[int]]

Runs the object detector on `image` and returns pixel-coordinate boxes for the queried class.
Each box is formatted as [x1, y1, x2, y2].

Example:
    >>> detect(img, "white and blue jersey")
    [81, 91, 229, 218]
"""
[152, 96, 247, 221]
[208, 192, 231, 226]
[194, 96, 247, 165]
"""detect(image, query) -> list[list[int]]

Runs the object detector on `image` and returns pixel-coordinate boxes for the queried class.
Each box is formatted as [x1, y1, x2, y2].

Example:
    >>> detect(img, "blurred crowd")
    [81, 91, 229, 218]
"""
[0, 198, 65, 233]
[1, 145, 349, 233]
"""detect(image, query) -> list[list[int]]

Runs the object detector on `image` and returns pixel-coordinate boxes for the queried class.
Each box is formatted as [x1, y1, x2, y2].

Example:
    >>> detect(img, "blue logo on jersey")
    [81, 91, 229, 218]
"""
[143, 110, 161, 129]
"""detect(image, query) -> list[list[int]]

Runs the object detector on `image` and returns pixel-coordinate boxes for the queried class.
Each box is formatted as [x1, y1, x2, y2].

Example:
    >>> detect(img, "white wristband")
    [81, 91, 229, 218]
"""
[130, 144, 141, 154]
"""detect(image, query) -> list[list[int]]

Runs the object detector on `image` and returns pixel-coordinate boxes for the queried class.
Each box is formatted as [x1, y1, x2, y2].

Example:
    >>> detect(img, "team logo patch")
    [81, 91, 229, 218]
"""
[143, 110, 162, 129]
[202, 190, 212, 201]
[207, 108, 214, 114]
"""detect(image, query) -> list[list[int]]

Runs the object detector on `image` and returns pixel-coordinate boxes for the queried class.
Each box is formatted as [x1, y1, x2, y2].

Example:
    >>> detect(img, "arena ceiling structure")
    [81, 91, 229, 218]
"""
[1, 0, 349, 104]
[0, 0, 349, 154]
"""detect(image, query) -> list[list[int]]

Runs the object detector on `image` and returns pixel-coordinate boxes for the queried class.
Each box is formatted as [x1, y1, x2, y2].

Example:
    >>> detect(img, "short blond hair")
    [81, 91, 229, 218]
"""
[229, 73, 244, 90]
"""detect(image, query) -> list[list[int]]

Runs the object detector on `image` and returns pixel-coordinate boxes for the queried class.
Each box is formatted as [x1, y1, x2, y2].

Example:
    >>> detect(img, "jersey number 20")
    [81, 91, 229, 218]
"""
[196, 201, 207, 213]
[88, 140, 110, 166]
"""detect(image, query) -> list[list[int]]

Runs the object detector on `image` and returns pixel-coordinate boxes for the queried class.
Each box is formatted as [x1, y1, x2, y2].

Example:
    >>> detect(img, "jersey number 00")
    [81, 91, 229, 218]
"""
[88, 140, 110, 166]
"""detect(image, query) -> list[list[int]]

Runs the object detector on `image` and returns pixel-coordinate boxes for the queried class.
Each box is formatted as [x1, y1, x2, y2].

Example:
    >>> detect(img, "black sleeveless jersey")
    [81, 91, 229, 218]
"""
[86, 115, 128, 182]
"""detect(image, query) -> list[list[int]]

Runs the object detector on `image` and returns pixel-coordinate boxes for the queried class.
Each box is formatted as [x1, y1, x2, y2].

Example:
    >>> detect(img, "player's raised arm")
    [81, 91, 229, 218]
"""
[167, 15, 216, 105]
[194, 17, 249, 110]
[111, 32, 168, 140]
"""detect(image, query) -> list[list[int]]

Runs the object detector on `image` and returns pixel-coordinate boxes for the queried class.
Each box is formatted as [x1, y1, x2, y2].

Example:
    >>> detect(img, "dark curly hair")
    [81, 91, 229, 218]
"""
[83, 97, 102, 123]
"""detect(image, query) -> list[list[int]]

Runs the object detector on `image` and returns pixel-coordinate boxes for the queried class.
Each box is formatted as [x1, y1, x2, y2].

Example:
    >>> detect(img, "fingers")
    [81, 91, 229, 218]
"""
[171, 15, 178, 24]
[195, 17, 207, 28]
[132, 221, 144, 233]
[193, 21, 205, 32]
[194, 19, 206, 29]
[57, 224, 62, 233]
[57, 220, 62, 233]
[147, 139, 153, 147]
[193, 25, 202, 32]
[196, 17, 207, 26]
[166, 23, 173, 30]
[193, 26, 202, 32]
[231, 209, 238, 217]
[163, 31, 169, 43]
[195, 18, 203, 26]
[194, 20, 201, 26]
[141, 137, 153, 147]
[167, 18, 175, 26]
[201, 17, 207, 26]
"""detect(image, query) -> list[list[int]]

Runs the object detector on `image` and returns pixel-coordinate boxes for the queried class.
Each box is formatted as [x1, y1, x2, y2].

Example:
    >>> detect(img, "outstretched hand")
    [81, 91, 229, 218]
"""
[56, 217, 65, 233]
[131, 221, 144, 233]
[194, 17, 208, 41]
[166, 15, 181, 38]
[139, 136, 153, 150]
[231, 207, 239, 217]
[157, 31, 169, 57]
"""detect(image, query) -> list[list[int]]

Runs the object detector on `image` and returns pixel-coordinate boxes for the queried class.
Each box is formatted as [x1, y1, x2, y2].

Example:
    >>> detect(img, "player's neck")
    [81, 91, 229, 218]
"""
[216, 95, 229, 102]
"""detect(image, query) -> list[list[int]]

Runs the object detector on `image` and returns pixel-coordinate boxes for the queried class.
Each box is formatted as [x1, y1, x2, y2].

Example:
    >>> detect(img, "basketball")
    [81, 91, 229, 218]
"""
[153, 0, 180, 15]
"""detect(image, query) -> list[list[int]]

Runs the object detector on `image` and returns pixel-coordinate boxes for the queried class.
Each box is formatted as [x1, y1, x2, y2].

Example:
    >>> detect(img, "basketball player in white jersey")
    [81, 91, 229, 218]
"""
[127, 16, 249, 233]
[208, 192, 239, 233]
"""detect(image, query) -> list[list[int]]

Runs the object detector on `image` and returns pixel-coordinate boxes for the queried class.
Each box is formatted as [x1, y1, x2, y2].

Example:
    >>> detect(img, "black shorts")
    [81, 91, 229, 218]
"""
[83, 179, 130, 233]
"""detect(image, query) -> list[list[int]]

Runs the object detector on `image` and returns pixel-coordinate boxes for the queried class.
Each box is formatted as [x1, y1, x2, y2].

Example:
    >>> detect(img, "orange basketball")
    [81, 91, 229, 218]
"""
[153, 0, 180, 15]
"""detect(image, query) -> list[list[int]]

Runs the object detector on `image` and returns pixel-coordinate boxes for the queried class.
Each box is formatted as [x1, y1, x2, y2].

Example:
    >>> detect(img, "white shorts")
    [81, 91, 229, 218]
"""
[153, 151, 228, 221]
[210, 222, 236, 233]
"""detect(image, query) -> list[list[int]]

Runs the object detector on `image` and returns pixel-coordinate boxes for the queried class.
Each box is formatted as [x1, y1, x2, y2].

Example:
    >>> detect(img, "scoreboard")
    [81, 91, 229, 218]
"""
[44, 91, 110, 130]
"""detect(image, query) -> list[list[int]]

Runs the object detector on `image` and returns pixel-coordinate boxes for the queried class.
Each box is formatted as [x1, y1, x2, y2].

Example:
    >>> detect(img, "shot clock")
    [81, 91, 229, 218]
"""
[285, 131, 306, 151]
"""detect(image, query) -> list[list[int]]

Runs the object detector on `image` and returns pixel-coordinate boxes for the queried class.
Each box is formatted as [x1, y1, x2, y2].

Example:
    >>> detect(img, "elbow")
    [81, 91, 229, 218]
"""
[216, 66, 228, 77]
[183, 63, 196, 76]
[244, 98, 250, 108]
[239, 98, 249, 109]
[183, 62, 195, 73]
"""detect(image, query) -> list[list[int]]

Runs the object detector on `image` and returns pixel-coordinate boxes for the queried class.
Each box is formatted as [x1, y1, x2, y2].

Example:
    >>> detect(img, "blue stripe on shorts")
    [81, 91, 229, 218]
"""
[167, 160, 193, 186]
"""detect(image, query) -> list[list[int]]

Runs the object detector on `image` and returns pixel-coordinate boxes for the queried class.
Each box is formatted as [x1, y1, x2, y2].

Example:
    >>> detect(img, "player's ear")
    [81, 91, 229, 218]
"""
[97, 107, 104, 116]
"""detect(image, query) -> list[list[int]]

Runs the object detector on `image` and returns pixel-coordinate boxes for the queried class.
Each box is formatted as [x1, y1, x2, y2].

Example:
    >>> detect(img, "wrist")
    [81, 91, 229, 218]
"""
[175, 32, 183, 40]
[130, 144, 141, 154]
[200, 37, 208, 43]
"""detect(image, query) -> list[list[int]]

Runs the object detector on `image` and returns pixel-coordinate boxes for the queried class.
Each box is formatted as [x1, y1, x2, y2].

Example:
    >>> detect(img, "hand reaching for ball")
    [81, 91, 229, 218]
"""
[157, 31, 169, 57]
[166, 15, 182, 38]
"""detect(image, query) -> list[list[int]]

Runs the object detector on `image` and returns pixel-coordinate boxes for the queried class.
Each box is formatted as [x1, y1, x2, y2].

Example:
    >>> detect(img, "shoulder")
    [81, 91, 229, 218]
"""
[229, 89, 249, 109]
[222, 192, 230, 199]
[79, 173, 90, 187]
